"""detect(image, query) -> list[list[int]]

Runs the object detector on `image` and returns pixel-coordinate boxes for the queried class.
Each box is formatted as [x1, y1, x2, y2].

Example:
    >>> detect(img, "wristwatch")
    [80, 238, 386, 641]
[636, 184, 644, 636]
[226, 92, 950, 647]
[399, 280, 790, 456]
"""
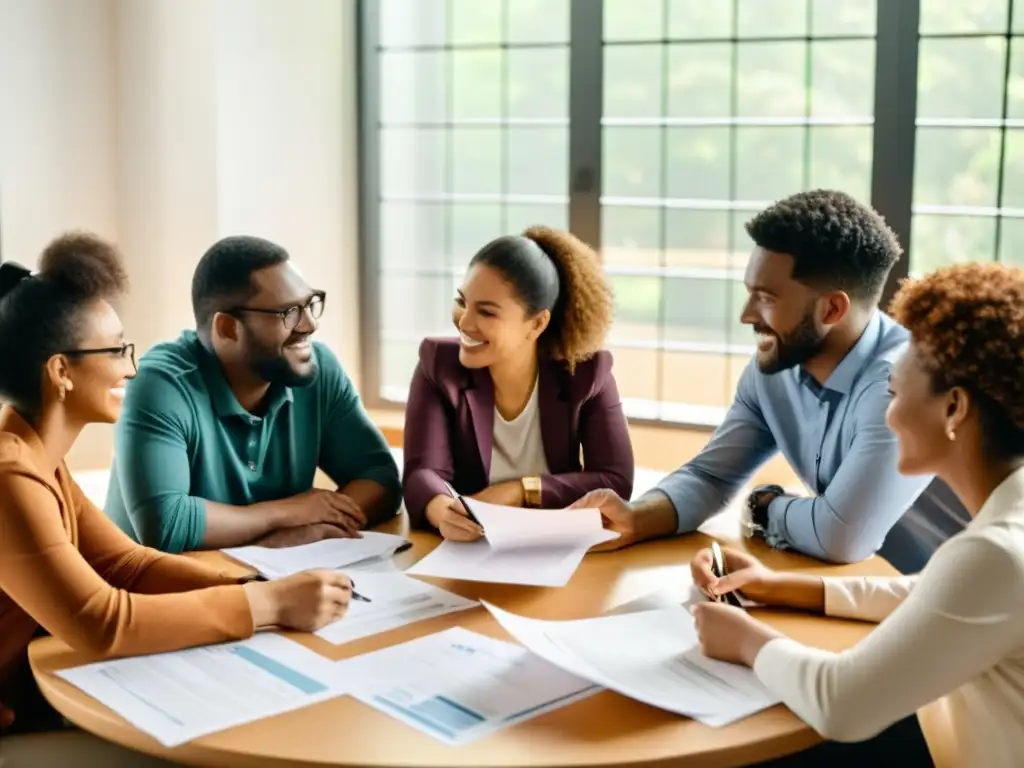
[521, 476, 543, 508]
[743, 484, 785, 539]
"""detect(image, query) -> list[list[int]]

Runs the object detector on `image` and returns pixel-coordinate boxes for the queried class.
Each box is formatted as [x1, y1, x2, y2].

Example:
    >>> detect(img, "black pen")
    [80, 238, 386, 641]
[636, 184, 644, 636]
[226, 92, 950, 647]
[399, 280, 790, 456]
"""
[442, 481, 484, 528]
[348, 578, 372, 603]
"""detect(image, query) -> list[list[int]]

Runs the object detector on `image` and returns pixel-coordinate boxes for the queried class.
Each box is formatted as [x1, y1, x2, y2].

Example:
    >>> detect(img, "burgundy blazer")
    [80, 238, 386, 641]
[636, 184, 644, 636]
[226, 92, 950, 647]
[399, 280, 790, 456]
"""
[403, 338, 634, 529]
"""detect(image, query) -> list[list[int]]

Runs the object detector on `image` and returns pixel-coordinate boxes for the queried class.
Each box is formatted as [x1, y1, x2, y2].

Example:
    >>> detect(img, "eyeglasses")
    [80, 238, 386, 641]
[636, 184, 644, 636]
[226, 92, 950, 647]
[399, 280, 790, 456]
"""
[230, 291, 326, 331]
[61, 342, 137, 370]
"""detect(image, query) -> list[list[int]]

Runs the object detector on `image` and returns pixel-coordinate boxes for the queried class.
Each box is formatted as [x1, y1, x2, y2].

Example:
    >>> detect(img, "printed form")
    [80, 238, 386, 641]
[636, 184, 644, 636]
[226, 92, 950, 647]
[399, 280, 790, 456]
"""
[56, 634, 346, 747]
[222, 531, 409, 578]
[333, 626, 599, 744]
[406, 500, 618, 587]
[485, 603, 780, 727]
[316, 572, 478, 645]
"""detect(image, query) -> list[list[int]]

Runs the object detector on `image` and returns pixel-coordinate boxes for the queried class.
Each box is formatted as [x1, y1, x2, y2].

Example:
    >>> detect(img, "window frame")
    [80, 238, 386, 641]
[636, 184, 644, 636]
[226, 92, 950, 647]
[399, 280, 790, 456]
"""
[357, 0, 921, 428]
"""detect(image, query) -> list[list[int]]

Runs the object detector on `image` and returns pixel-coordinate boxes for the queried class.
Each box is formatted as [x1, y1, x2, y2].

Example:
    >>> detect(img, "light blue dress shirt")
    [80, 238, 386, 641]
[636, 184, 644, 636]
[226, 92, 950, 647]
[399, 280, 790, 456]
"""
[651, 312, 935, 563]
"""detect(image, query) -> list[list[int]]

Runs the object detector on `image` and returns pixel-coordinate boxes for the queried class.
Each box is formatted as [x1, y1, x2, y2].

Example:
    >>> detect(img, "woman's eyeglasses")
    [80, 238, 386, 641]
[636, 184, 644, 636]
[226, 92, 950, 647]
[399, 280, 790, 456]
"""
[60, 342, 137, 370]
[230, 291, 326, 331]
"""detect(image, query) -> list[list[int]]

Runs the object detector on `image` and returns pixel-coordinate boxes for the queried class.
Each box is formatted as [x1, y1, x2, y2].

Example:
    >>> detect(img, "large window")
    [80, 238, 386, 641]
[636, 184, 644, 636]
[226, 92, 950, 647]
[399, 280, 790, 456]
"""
[599, 0, 876, 422]
[911, 0, 1024, 274]
[359, 0, 1009, 426]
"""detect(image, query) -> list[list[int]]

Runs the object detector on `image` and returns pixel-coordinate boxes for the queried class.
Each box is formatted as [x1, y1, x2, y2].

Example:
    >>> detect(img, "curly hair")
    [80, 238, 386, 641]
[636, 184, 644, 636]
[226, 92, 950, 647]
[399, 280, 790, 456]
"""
[889, 262, 1024, 458]
[468, 227, 613, 371]
[745, 189, 902, 302]
[0, 232, 128, 416]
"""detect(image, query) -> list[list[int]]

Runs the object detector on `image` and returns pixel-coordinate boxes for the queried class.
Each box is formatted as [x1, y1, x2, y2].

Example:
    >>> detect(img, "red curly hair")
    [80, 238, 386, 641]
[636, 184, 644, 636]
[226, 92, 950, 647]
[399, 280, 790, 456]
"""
[889, 261, 1024, 445]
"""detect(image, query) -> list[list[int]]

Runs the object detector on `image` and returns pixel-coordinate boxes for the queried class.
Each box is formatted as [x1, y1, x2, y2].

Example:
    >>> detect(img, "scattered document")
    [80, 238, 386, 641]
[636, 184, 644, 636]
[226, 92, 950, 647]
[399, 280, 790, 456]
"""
[608, 573, 759, 617]
[57, 634, 345, 747]
[222, 531, 409, 578]
[345, 554, 400, 573]
[406, 500, 617, 587]
[485, 603, 779, 727]
[464, 498, 610, 550]
[333, 626, 598, 745]
[316, 572, 478, 645]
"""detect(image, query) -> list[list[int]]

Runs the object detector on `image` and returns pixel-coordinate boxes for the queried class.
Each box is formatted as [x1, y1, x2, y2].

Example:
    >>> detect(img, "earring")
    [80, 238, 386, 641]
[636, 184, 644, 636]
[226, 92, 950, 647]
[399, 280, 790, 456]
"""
[58, 387, 66, 402]
[947, 429, 956, 441]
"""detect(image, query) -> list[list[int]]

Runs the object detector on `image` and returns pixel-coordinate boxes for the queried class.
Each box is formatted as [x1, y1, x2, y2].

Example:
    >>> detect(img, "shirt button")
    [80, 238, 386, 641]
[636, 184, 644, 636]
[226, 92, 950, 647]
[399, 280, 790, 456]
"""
[248, 461, 257, 471]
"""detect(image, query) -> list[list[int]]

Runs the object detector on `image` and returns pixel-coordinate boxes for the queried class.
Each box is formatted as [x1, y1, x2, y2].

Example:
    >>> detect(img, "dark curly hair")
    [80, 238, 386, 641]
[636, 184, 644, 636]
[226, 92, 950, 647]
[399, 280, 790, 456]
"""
[469, 226, 613, 371]
[889, 262, 1024, 459]
[745, 189, 902, 303]
[0, 232, 129, 417]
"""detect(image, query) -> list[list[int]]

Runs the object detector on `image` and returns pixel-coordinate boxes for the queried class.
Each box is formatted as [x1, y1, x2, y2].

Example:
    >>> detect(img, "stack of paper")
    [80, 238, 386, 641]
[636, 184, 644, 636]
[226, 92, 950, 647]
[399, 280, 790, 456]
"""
[222, 531, 409, 578]
[57, 635, 346, 747]
[332, 626, 599, 744]
[485, 603, 780, 727]
[316, 572, 478, 645]
[406, 499, 617, 587]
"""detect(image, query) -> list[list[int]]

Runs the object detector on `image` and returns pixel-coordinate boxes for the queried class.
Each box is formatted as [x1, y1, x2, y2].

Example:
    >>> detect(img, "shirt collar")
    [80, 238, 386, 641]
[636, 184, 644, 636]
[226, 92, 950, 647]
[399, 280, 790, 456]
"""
[805, 311, 883, 397]
[973, 465, 1024, 528]
[186, 331, 294, 422]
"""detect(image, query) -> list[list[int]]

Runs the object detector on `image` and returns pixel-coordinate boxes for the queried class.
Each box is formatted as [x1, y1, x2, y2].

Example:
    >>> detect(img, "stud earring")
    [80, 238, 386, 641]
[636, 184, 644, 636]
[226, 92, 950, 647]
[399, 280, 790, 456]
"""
[947, 429, 956, 441]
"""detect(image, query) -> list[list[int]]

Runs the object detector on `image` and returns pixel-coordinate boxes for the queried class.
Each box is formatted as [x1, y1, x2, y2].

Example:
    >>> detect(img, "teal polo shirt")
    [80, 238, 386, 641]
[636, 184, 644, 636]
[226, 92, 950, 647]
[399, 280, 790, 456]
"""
[104, 330, 401, 553]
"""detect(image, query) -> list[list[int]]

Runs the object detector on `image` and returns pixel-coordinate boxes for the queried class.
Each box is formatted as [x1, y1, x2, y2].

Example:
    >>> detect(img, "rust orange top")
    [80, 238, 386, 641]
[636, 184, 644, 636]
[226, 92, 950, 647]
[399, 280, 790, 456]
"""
[0, 407, 254, 702]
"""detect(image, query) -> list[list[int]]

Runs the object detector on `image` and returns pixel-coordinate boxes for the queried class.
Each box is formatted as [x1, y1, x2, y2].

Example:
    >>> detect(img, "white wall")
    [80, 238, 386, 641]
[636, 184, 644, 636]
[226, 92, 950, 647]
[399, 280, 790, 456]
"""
[0, 0, 361, 469]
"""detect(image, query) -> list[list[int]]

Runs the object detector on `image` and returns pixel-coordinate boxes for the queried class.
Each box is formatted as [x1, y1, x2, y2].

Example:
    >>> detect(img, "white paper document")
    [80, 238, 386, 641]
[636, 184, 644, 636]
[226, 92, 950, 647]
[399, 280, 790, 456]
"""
[485, 603, 780, 727]
[222, 531, 409, 578]
[333, 626, 598, 745]
[56, 634, 345, 747]
[406, 500, 617, 587]
[316, 572, 478, 645]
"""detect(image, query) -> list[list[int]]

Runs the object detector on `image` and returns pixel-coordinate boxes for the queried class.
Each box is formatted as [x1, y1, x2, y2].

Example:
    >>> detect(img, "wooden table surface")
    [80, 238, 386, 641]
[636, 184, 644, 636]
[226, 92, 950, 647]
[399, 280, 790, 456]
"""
[29, 514, 899, 768]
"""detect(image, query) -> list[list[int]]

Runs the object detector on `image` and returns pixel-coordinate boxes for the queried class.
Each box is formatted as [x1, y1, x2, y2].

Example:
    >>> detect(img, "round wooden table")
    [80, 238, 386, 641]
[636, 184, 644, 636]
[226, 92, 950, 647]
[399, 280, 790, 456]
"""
[29, 519, 898, 768]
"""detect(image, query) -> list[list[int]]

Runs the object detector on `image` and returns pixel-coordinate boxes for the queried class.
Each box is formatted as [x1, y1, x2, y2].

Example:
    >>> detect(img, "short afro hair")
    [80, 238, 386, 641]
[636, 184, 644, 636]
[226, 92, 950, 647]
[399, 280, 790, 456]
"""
[745, 189, 902, 303]
[0, 232, 129, 417]
[889, 262, 1024, 460]
[191, 235, 289, 335]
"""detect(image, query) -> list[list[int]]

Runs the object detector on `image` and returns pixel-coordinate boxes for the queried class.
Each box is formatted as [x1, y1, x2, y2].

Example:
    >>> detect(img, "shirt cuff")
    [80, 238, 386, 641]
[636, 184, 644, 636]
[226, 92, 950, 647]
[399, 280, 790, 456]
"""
[821, 576, 863, 619]
[764, 494, 797, 550]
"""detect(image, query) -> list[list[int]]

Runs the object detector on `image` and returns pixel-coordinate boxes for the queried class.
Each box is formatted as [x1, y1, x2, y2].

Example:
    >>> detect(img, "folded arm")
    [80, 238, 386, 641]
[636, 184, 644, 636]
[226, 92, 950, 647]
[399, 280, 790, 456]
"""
[315, 345, 401, 526]
[114, 369, 291, 552]
[646, 362, 777, 536]
[0, 475, 252, 658]
[753, 535, 1024, 742]
[764, 381, 933, 563]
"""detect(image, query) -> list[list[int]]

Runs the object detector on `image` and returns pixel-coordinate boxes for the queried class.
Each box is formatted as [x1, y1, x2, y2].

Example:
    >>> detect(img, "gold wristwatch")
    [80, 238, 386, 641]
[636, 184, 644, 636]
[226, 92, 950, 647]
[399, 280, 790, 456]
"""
[521, 476, 542, 508]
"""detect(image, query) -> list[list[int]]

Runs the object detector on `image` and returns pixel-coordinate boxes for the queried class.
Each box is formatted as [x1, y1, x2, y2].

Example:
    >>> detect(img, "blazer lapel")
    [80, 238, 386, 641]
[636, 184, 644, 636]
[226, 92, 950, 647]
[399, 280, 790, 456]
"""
[465, 368, 495, 478]
[538, 362, 573, 473]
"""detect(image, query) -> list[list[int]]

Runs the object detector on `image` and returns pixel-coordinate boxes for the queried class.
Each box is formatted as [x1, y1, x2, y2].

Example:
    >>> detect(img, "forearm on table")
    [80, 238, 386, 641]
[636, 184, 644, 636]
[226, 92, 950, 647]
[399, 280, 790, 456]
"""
[627, 491, 683, 542]
[470, 480, 525, 507]
[341, 478, 400, 526]
[748, 572, 826, 613]
[198, 499, 291, 550]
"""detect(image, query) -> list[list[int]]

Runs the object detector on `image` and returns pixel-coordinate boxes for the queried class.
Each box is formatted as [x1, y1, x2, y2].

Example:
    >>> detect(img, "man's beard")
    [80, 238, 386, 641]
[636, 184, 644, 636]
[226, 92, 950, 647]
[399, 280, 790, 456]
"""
[248, 336, 319, 388]
[755, 310, 826, 375]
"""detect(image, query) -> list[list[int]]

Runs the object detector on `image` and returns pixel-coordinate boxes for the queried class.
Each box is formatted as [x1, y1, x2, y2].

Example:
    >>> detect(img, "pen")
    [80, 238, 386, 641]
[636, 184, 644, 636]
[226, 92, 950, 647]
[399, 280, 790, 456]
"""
[710, 542, 742, 608]
[348, 578, 372, 603]
[442, 481, 484, 528]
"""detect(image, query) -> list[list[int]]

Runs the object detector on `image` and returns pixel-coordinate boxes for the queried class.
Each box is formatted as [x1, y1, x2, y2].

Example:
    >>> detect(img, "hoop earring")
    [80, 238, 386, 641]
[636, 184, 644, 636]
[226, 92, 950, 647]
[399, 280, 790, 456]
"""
[947, 429, 956, 441]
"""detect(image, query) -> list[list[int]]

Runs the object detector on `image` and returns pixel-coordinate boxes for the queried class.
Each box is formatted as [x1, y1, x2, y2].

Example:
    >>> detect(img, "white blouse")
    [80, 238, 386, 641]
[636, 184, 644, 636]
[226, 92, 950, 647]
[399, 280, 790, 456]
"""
[754, 467, 1024, 766]
[489, 377, 549, 485]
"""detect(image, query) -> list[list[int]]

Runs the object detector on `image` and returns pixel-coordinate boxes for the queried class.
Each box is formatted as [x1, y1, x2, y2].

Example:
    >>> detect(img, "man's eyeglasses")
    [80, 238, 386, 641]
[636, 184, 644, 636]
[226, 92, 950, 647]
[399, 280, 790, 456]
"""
[230, 291, 326, 331]
[60, 342, 137, 370]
